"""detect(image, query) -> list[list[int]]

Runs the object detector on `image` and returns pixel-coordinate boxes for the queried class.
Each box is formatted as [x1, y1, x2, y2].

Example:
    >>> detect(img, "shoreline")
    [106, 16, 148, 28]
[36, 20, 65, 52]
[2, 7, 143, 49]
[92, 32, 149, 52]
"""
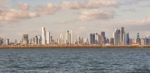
[0, 45, 150, 49]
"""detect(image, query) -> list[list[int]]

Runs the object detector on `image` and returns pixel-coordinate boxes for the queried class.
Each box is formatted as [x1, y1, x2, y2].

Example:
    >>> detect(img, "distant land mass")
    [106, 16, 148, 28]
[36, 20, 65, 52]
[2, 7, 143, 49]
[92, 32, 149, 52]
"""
[0, 45, 150, 49]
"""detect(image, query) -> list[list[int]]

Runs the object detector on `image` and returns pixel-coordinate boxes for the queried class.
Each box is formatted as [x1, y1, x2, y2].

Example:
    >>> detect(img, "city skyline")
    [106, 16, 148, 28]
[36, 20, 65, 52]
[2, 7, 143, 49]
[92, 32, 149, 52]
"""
[0, 26, 150, 46]
[0, 0, 150, 40]
[0, 1, 150, 73]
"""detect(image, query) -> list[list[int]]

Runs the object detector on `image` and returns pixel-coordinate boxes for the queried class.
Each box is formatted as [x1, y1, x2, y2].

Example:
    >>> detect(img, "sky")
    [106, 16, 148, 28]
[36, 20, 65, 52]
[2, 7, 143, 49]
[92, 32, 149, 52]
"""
[0, 0, 150, 41]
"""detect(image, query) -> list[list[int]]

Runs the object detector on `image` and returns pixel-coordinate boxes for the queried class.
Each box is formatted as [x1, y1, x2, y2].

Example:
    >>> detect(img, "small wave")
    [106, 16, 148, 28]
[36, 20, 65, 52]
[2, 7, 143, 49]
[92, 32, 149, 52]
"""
[128, 67, 150, 73]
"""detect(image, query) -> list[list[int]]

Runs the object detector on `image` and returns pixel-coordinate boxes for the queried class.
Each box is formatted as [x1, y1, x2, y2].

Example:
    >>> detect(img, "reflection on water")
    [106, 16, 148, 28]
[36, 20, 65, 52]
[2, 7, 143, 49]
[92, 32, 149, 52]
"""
[0, 48, 149, 73]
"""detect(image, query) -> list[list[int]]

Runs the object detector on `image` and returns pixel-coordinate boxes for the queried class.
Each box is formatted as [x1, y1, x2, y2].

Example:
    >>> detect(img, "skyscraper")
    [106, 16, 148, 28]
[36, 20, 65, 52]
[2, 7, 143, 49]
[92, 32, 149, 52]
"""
[34, 36, 39, 45]
[22, 34, 29, 45]
[30, 37, 36, 45]
[90, 33, 96, 44]
[78, 36, 84, 44]
[143, 37, 150, 46]
[37, 35, 42, 44]
[0, 37, 3, 45]
[110, 38, 114, 45]
[46, 31, 51, 44]
[42, 27, 46, 45]
[66, 30, 72, 45]
[5, 39, 10, 45]
[98, 34, 102, 45]
[50, 36, 54, 44]
[136, 33, 141, 45]
[120, 27, 125, 45]
[85, 38, 89, 44]
[124, 33, 130, 45]
[101, 32, 106, 45]
[114, 29, 121, 46]
[59, 33, 64, 44]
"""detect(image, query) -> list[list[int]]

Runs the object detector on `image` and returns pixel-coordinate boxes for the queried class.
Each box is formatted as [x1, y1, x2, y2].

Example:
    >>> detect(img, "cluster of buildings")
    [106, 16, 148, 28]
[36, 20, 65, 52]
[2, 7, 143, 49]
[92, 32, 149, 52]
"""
[0, 37, 10, 45]
[0, 27, 150, 46]
[89, 27, 150, 46]
[90, 27, 130, 46]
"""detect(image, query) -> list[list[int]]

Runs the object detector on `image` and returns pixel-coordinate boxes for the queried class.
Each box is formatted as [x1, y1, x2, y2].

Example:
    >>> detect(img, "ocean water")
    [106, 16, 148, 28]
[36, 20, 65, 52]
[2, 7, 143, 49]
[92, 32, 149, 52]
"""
[0, 48, 150, 73]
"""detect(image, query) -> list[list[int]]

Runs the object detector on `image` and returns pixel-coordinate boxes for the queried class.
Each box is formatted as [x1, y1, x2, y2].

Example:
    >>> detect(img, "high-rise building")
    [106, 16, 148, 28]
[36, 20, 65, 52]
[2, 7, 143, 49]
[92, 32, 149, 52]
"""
[22, 34, 29, 45]
[78, 36, 84, 44]
[50, 36, 54, 44]
[59, 34, 64, 44]
[37, 35, 42, 44]
[42, 27, 46, 45]
[34, 36, 39, 45]
[30, 37, 36, 45]
[120, 27, 125, 45]
[90, 33, 97, 44]
[143, 37, 150, 46]
[141, 38, 145, 46]
[124, 33, 130, 45]
[114, 29, 121, 46]
[85, 38, 89, 44]
[0, 37, 3, 45]
[136, 33, 141, 45]
[95, 33, 99, 44]
[5, 39, 10, 45]
[14, 39, 18, 45]
[46, 31, 51, 44]
[66, 30, 72, 45]
[98, 34, 102, 45]
[101, 32, 106, 45]
[106, 38, 109, 44]
[110, 38, 114, 45]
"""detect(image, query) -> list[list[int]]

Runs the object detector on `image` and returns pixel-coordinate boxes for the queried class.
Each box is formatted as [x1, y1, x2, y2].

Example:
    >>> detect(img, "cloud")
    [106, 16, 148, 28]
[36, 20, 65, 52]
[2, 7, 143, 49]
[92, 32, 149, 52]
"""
[79, 9, 114, 21]
[0, 0, 7, 5]
[0, 3, 61, 23]
[36, 3, 59, 16]
[0, 0, 8, 10]
[61, 0, 118, 9]
[120, 18, 150, 33]
[61, 1, 84, 10]
[121, 0, 150, 6]
[0, 0, 118, 23]
[87, 0, 118, 8]
[126, 18, 150, 26]
[19, 3, 29, 11]
[0, 4, 38, 22]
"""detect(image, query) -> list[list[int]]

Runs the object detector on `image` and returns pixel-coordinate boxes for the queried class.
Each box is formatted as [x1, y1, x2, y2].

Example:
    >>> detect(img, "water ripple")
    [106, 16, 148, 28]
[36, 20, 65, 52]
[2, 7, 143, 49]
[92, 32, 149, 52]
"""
[0, 48, 149, 73]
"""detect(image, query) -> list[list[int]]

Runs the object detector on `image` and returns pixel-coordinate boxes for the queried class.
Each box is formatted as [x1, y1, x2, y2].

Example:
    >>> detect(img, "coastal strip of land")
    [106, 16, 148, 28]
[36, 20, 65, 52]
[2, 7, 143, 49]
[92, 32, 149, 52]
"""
[0, 45, 150, 49]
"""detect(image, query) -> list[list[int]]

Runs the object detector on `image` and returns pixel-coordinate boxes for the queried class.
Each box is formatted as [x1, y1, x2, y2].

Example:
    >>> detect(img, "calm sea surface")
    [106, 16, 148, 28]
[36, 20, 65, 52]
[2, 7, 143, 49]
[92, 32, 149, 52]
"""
[0, 48, 150, 73]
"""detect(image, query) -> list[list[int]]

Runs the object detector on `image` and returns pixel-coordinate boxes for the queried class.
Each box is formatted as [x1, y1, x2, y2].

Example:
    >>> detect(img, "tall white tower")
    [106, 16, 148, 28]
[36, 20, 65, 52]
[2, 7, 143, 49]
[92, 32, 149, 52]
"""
[42, 27, 46, 45]
[59, 33, 64, 44]
[66, 30, 72, 45]
[46, 31, 51, 44]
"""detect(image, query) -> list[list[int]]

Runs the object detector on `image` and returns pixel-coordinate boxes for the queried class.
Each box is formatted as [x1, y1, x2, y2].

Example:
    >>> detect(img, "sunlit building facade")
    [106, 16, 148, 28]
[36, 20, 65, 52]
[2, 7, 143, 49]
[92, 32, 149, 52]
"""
[42, 27, 46, 45]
